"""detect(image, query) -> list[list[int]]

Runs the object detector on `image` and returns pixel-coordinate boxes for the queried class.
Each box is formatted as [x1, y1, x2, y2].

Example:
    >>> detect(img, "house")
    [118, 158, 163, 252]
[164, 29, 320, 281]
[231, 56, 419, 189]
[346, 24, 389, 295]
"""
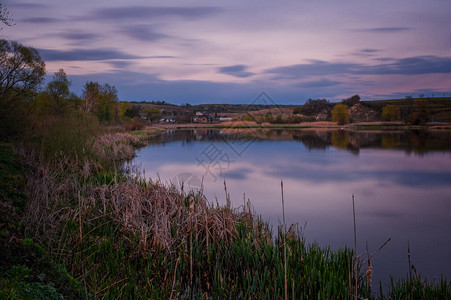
[197, 114, 213, 123]
[160, 118, 175, 123]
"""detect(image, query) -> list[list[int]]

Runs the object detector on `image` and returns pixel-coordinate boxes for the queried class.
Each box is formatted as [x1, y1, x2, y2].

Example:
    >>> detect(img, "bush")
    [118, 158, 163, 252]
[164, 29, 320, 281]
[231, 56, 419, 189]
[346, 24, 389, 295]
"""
[382, 105, 401, 121]
[294, 99, 329, 116]
[332, 103, 350, 125]
[125, 118, 145, 131]
[410, 99, 430, 125]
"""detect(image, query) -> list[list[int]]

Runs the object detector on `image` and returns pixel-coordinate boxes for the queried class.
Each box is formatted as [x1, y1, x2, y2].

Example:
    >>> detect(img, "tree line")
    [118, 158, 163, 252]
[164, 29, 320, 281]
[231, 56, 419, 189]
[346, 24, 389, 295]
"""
[293, 95, 432, 125]
[0, 39, 163, 140]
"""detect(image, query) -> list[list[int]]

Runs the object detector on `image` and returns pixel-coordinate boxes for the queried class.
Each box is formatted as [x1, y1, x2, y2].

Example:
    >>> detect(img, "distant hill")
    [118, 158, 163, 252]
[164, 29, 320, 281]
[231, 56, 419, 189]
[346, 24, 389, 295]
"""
[125, 97, 451, 124]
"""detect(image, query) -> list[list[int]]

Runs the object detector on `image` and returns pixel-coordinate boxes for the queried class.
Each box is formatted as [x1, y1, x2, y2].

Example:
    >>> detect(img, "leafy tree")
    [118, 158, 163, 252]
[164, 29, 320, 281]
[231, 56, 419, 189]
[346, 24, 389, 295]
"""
[82, 81, 101, 113]
[124, 105, 140, 119]
[265, 112, 273, 122]
[0, 40, 45, 140]
[332, 103, 350, 125]
[343, 95, 360, 106]
[143, 107, 162, 123]
[45, 69, 71, 114]
[274, 114, 283, 123]
[118, 101, 131, 119]
[294, 99, 329, 115]
[0, 39, 45, 101]
[410, 99, 430, 125]
[382, 105, 401, 121]
[82, 81, 118, 123]
[96, 84, 118, 123]
[243, 113, 255, 122]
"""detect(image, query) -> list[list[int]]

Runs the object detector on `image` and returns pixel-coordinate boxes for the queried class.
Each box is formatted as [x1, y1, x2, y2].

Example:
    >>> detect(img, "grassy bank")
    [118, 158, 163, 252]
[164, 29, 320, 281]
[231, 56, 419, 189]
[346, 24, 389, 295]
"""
[161, 121, 451, 131]
[1, 117, 450, 298]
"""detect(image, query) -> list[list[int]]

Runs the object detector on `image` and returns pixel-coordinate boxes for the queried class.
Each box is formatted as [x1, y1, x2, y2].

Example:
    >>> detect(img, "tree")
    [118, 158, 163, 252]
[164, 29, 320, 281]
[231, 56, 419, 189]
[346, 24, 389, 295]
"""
[410, 99, 430, 125]
[82, 81, 118, 123]
[143, 107, 162, 123]
[46, 69, 71, 114]
[294, 99, 329, 115]
[82, 81, 101, 113]
[382, 105, 401, 121]
[343, 95, 360, 106]
[332, 103, 350, 125]
[124, 104, 140, 119]
[0, 40, 45, 140]
[96, 84, 118, 123]
[0, 39, 46, 102]
[0, 3, 13, 29]
[265, 112, 273, 122]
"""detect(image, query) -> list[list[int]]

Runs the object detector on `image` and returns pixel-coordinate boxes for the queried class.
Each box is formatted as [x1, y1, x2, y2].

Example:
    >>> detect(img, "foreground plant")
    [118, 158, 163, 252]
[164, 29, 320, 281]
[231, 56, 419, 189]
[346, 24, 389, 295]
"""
[8, 124, 450, 299]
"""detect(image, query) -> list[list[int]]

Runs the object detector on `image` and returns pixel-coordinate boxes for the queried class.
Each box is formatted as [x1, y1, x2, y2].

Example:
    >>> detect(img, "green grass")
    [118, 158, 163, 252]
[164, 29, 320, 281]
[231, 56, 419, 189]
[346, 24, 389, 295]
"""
[0, 143, 87, 299]
[2, 115, 450, 299]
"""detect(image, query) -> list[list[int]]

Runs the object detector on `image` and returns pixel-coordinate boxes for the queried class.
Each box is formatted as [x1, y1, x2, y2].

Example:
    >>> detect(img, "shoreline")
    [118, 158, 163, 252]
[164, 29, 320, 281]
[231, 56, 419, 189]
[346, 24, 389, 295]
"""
[147, 121, 451, 131]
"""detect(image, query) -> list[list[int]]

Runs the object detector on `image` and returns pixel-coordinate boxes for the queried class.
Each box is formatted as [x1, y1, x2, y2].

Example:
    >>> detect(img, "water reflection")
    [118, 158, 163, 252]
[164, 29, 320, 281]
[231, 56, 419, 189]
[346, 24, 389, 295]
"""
[133, 129, 451, 286]
[147, 128, 451, 156]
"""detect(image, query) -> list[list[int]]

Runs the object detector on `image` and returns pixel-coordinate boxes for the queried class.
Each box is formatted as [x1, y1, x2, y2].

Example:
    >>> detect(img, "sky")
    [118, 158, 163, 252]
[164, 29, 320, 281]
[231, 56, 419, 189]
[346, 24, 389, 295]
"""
[3, 0, 451, 104]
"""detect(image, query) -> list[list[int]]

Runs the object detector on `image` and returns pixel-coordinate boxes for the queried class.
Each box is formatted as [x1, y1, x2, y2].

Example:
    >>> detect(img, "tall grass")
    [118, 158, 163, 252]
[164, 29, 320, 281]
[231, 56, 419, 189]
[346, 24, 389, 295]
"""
[14, 116, 450, 298]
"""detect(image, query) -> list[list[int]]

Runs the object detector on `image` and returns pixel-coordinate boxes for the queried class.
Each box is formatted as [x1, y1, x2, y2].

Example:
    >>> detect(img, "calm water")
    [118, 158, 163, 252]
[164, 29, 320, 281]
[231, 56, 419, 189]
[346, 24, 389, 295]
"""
[133, 129, 451, 286]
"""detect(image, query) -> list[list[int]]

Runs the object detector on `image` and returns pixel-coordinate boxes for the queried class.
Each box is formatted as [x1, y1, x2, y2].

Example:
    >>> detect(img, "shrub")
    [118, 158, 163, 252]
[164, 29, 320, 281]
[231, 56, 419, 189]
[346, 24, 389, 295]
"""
[382, 105, 401, 121]
[332, 103, 350, 125]
[294, 99, 329, 116]
[410, 99, 430, 125]
[125, 118, 145, 131]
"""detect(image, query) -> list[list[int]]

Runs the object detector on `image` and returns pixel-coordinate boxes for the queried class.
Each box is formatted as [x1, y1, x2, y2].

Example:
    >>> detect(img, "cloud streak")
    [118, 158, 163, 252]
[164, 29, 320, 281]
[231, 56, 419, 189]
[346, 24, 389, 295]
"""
[58, 32, 99, 41]
[120, 25, 170, 41]
[266, 56, 451, 79]
[38, 48, 144, 61]
[218, 65, 254, 78]
[360, 27, 412, 33]
[20, 17, 60, 24]
[91, 6, 222, 21]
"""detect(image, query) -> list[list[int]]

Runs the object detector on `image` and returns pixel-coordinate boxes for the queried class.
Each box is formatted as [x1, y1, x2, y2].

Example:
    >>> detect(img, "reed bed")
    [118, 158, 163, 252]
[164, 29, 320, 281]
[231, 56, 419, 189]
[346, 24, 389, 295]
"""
[17, 128, 450, 299]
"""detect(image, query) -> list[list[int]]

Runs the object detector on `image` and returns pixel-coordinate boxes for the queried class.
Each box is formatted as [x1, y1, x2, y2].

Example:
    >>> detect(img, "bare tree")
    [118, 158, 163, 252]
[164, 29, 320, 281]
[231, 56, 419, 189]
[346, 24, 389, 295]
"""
[0, 3, 14, 29]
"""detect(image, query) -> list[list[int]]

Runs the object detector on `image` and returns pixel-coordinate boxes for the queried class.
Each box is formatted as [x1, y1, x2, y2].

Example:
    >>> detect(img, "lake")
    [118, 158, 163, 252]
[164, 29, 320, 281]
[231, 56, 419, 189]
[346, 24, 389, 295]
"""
[133, 128, 451, 287]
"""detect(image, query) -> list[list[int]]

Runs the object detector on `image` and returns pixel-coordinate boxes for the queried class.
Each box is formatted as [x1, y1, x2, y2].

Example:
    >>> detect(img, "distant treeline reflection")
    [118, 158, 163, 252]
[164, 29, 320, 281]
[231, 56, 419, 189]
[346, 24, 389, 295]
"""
[149, 129, 451, 155]
[293, 130, 451, 155]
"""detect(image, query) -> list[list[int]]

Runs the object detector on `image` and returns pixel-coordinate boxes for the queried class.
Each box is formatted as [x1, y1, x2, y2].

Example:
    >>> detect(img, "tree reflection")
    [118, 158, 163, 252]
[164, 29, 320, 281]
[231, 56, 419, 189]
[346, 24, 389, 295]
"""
[149, 129, 451, 156]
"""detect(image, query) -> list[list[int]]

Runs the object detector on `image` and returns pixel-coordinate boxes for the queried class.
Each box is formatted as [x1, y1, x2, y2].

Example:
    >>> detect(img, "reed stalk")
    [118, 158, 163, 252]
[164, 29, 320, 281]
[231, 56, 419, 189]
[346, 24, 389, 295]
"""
[281, 179, 287, 300]
[10, 127, 449, 299]
[352, 194, 357, 300]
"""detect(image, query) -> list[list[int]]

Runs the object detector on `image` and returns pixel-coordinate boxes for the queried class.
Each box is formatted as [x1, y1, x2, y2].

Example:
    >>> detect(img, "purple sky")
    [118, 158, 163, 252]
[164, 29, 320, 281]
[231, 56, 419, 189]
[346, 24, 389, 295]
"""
[3, 0, 451, 104]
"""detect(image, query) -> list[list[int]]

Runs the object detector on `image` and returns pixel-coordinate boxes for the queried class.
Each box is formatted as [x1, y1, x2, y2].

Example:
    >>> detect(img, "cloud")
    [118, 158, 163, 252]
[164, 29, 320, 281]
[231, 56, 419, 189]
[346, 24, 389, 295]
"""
[66, 70, 265, 103]
[223, 168, 253, 180]
[218, 65, 254, 78]
[298, 79, 341, 88]
[266, 56, 451, 79]
[91, 6, 222, 21]
[20, 17, 60, 24]
[364, 56, 451, 75]
[267, 163, 451, 188]
[58, 32, 99, 41]
[38, 48, 143, 61]
[266, 60, 359, 79]
[108, 56, 176, 69]
[360, 49, 379, 53]
[9, 3, 48, 9]
[120, 25, 170, 41]
[359, 27, 412, 33]
[108, 60, 135, 69]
